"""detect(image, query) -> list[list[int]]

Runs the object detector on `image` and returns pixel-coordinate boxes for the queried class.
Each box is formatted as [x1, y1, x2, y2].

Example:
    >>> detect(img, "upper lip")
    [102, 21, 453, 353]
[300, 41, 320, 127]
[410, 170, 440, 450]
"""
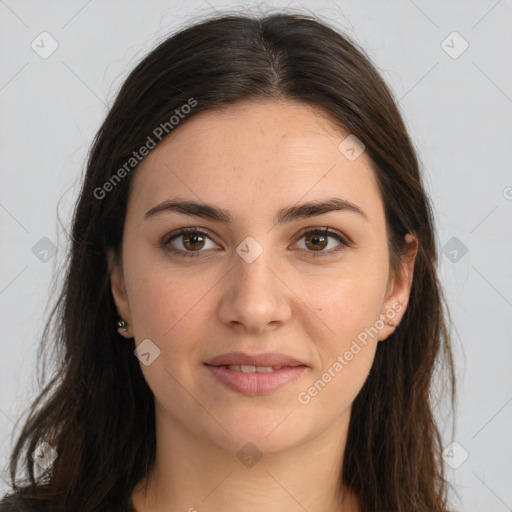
[204, 352, 307, 367]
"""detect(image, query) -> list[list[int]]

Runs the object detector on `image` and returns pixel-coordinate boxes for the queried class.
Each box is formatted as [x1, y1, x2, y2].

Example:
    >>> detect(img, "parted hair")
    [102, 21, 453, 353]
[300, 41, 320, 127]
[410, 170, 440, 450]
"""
[1, 10, 455, 512]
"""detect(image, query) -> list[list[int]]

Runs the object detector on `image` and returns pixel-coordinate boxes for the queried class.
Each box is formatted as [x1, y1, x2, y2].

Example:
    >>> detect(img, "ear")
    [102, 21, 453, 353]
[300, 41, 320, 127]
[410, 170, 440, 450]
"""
[378, 233, 418, 341]
[107, 248, 133, 338]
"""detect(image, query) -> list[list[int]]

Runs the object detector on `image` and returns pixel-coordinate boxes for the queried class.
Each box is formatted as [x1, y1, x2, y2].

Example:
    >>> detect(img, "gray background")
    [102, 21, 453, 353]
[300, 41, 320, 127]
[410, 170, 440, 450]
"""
[1, 1, 511, 510]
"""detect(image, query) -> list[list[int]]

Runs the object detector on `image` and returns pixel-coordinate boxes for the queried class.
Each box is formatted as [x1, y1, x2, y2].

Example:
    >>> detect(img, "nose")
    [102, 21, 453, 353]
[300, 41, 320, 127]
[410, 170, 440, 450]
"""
[217, 243, 292, 333]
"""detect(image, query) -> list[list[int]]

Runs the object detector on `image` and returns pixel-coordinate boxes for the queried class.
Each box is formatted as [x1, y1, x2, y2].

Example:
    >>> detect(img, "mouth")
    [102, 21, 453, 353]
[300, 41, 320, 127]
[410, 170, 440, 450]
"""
[204, 352, 309, 396]
[210, 364, 291, 373]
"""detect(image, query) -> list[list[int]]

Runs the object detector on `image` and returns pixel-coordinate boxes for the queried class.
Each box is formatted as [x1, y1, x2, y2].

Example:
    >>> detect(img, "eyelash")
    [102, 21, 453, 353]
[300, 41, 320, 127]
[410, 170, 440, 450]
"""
[160, 227, 351, 259]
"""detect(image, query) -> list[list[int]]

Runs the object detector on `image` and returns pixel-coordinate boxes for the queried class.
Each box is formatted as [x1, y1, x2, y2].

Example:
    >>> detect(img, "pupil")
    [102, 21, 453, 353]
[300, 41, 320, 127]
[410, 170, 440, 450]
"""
[308, 233, 327, 250]
[184, 233, 204, 250]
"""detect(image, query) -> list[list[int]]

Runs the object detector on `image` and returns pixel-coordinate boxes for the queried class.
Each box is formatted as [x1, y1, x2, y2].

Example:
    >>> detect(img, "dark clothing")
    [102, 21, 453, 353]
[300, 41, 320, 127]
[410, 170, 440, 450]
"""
[0, 496, 137, 511]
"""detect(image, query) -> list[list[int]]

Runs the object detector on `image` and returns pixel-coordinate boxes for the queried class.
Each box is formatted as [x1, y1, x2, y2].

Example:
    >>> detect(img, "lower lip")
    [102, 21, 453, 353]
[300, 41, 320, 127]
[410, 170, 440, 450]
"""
[205, 364, 308, 396]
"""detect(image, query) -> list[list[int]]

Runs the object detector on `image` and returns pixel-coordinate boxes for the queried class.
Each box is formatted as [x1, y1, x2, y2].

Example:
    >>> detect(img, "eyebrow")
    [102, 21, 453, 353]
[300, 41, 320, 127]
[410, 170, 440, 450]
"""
[144, 197, 369, 224]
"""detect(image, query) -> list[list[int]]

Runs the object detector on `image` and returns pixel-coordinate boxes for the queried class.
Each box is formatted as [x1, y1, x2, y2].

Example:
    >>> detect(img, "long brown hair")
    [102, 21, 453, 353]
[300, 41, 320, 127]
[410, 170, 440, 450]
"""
[1, 11, 455, 512]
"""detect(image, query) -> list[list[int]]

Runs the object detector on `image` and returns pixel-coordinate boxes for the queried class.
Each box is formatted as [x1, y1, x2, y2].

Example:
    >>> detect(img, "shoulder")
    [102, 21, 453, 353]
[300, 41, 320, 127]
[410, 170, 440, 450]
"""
[0, 492, 134, 512]
[0, 496, 135, 512]
[0, 495, 44, 512]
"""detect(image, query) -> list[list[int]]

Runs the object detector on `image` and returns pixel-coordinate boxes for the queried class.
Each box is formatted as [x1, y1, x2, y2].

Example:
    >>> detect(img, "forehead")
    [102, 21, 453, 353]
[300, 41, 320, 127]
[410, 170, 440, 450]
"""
[128, 99, 384, 224]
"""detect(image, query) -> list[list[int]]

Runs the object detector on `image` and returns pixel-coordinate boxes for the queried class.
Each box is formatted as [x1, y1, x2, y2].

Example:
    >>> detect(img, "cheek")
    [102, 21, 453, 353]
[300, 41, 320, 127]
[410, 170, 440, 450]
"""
[125, 261, 214, 392]
[298, 264, 389, 347]
[303, 345, 376, 419]
[122, 242, 215, 342]
[295, 277, 384, 414]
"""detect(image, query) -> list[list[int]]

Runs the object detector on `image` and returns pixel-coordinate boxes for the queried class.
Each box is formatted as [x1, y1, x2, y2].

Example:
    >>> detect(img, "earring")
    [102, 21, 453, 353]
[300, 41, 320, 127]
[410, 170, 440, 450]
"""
[385, 319, 396, 327]
[117, 319, 128, 333]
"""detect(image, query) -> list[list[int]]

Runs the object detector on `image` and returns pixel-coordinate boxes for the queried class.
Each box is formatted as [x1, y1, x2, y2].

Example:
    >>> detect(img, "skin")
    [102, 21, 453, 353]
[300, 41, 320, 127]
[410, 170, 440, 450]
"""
[109, 99, 417, 512]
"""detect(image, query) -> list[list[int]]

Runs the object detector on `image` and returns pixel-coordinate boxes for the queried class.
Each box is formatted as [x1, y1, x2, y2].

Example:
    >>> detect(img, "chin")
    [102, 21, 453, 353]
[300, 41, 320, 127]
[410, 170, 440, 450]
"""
[199, 406, 316, 456]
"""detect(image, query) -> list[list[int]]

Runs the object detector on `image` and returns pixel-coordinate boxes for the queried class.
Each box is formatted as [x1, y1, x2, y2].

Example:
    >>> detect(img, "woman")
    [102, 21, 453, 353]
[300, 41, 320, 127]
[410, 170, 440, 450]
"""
[1, 11, 455, 512]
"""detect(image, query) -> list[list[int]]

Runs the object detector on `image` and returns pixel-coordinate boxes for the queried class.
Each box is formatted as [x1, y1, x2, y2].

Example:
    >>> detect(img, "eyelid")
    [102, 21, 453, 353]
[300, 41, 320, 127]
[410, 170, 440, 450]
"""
[161, 226, 351, 257]
[292, 226, 352, 246]
[290, 227, 351, 257]
[162, 227, 221, 250]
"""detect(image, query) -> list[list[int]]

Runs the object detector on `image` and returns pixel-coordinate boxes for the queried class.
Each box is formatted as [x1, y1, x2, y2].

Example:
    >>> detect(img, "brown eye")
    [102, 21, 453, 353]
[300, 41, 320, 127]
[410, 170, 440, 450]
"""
[304, 232, 328, 251]
[163, 228, 218, 257]
[182, 232, 206, 251]
[294, 228, 349, 257]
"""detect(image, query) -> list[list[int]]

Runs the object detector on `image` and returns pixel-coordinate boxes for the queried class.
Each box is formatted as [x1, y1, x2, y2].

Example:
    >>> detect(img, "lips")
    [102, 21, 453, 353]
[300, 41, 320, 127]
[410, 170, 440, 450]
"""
[204, 352, 306, 368]
[204, 352, 308, 396]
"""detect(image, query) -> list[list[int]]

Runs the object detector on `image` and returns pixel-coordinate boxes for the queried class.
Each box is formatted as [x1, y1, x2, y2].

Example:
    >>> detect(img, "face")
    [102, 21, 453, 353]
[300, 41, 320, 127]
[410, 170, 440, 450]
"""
[109, 99, 416, 454]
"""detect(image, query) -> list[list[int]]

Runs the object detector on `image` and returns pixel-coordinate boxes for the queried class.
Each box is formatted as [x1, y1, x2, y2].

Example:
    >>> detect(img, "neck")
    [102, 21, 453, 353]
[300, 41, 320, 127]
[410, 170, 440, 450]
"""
[131, 406, 361, 512]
